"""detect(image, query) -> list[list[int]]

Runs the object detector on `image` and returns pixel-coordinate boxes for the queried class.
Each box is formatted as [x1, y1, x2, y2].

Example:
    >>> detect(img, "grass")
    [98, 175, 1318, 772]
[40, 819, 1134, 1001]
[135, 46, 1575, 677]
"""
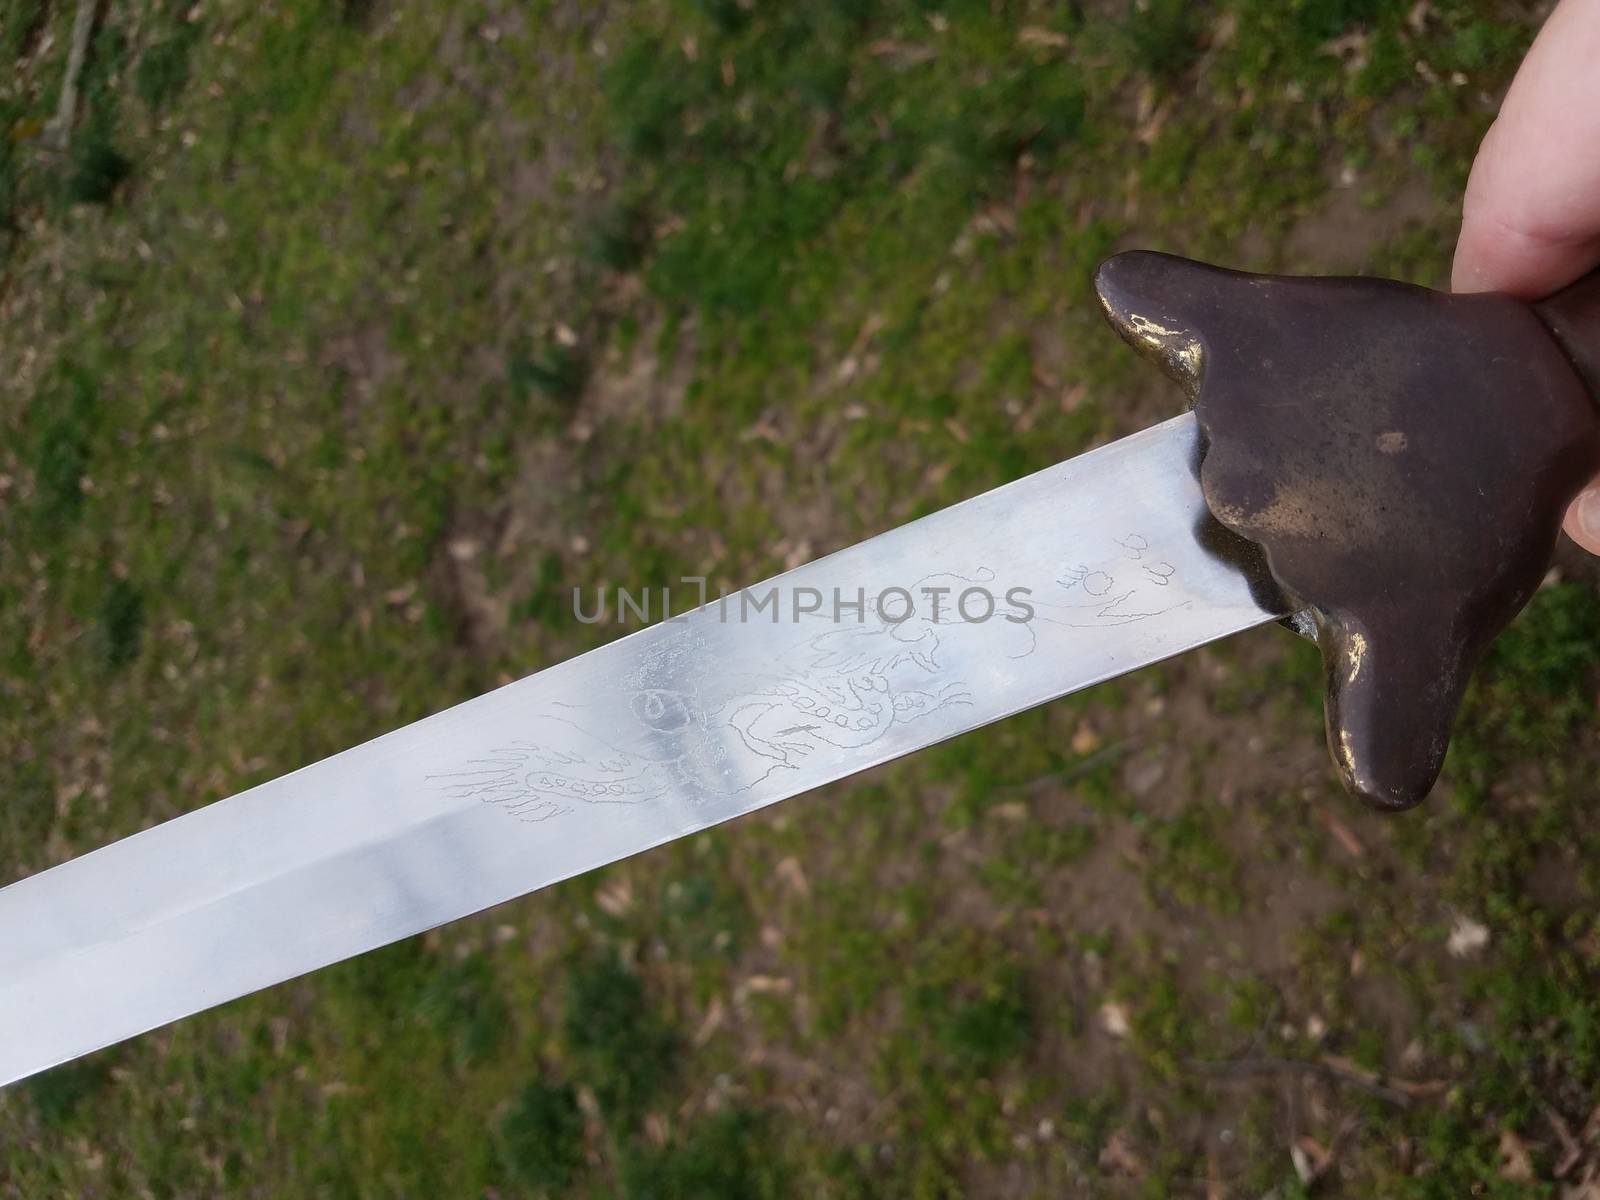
[0, 0, 1596, 1195]
[499, 1080, 586, 1192]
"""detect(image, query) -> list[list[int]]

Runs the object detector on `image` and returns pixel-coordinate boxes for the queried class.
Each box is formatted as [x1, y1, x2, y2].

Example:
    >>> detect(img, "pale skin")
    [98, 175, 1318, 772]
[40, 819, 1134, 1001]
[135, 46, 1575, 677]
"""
[1452, 0, 1600, 552]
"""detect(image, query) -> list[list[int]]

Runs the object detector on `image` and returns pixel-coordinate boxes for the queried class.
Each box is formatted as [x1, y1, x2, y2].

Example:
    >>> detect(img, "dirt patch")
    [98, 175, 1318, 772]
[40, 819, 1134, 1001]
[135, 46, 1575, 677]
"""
[446, 436, 585, 654]
[577, 324, 693, 432]
[319, 325, 401, 407]
[1283, 171, 1449, 274]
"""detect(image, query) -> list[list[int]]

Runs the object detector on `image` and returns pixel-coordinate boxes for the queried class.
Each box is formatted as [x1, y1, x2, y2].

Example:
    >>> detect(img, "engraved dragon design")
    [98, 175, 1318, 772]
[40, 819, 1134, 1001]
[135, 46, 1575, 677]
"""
[433, 544, 1187, 825]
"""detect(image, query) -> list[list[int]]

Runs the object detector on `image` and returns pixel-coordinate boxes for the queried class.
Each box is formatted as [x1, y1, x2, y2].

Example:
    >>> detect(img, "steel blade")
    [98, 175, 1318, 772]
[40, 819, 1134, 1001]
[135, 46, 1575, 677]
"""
[0, 413, 1287, 1087]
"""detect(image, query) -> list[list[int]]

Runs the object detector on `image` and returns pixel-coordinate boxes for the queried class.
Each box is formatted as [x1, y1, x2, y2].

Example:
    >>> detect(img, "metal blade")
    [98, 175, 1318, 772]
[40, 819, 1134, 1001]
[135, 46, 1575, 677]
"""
[0, 413, 1286, 1087]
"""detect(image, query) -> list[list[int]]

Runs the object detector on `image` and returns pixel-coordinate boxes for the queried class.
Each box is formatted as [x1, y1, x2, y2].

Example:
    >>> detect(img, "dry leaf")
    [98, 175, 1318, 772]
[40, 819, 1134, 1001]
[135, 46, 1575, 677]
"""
[1099, 1129, 1145, 1176]
[595, 877, 633, 917]
[1136, 100, 1170, 145]
[1448, 915, 1490, 958]
[1500, 1129, 1535, 1183]
[1320, 31, 1370, 60]
[849, 312, 886, 354]
[1018, 26, 1069, 49]
[1101, 1001, 1131, 1038]
[693, 998, 726, 1046]
[1324, 811, 1365, 857]
[866, 39, 937, 66]
[775, 856, 810, 897]
[744, 975, 792, 995]
[645, 1112, 670, 1147]
[1290, 1142, 1316, 1184]
[1298, 1134, 1333, 1176]
[1392, 1077, 1449, 1099]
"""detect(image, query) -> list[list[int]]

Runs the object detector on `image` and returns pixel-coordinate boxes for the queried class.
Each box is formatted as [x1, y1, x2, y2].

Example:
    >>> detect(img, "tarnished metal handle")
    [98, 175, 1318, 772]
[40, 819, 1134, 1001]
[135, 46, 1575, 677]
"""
[1536, 269, 1600, 400]
[1094, 252, 1600, 810]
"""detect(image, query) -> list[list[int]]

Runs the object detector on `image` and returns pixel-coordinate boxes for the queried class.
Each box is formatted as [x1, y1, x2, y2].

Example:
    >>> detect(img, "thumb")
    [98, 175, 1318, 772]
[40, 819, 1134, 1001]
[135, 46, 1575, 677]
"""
[1566, 485, 1600, 553]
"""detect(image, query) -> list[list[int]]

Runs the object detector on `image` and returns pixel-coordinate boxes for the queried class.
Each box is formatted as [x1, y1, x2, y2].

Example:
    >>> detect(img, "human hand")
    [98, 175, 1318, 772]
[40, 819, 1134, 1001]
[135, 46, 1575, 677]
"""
[1452, 0, 1600, 553]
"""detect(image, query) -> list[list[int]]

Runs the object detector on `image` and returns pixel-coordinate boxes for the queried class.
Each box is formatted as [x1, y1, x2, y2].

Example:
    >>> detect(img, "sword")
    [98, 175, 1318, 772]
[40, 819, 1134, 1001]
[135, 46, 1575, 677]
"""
[4, 251, 1599, 1088]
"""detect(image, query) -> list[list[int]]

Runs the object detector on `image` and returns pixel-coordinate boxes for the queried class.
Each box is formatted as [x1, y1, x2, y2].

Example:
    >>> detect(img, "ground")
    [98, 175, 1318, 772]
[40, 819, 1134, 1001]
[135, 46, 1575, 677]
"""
[2, 0, 1600, 1196]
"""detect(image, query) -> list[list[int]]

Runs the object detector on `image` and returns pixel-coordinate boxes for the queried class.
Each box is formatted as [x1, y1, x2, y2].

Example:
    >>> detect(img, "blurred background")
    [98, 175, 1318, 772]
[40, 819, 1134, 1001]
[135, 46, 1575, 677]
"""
[3, 0, 1599, 1195]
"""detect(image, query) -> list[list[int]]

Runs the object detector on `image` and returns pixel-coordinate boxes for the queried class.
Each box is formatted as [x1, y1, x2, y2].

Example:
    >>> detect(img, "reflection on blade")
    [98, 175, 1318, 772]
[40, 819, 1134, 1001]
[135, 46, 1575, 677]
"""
[0, 413, 1286, 1087]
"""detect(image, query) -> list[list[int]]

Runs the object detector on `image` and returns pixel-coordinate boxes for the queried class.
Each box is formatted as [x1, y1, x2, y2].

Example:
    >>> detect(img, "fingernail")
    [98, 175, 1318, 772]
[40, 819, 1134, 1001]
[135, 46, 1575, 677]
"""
[1573, 488, 1600, 546]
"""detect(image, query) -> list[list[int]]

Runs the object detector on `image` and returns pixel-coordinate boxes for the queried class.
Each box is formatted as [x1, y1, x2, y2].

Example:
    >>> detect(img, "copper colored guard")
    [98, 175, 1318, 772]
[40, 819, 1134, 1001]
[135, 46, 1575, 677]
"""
[1095, 252, 1600, 809]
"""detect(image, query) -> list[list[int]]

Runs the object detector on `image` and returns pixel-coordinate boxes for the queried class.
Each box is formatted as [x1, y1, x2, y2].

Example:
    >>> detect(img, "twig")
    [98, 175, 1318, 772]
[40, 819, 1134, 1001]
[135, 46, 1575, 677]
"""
[1188, 1054, 1439, 1109]
[985, 738, 1135, 798]
[1547, 1102, 1585, 1179]
[43, 0, 100, 151]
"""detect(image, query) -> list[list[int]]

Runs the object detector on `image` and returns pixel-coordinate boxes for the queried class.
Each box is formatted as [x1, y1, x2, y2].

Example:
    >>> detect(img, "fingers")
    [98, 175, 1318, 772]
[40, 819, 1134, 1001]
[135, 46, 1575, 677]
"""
[1451, 0, 1600, 298]
[1452, 0, 1600, 554]
[1565, 486, 1600, 553]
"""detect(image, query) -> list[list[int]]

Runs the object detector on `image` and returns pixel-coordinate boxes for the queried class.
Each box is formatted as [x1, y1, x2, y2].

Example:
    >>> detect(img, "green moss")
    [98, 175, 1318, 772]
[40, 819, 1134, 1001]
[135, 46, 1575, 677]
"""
[136, 27, 201, 113]
[497, 1080, 586, 1192]
[26, 368, 100, 533]
[98, 576, 145, 670]
[415, 953, 510, 1070]
[25, 1060, 113, 1128]
[1123, 0, 1207, 80]
[621, 1109, 788, 1200]
[920, 965, 1033, 1068]
[562, 953, 679, 1126]
[1453, 582, 1600, 795]
[0, 0, 47, 62]
[1142, 806, 1246, 914]
[583, 198, 653, 273]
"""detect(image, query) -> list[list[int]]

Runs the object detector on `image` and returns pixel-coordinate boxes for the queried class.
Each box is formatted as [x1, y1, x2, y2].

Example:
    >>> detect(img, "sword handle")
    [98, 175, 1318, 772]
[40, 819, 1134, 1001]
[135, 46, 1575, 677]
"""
[1535, 270, 1600, 400]
[1094, 252, 1600, 810]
